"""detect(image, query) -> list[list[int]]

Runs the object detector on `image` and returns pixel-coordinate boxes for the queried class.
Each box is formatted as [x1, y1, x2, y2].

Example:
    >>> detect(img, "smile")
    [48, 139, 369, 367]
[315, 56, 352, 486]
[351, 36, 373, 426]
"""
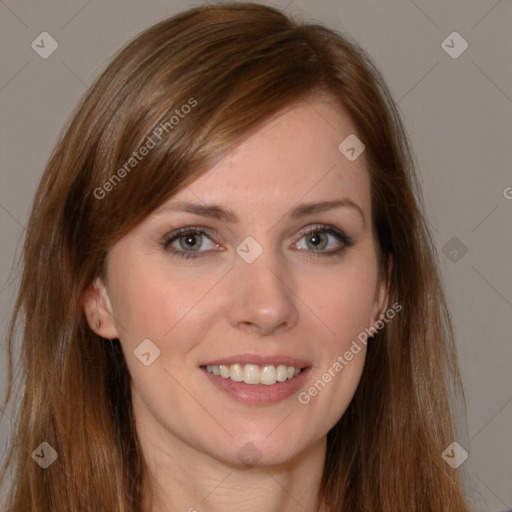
[204, 363, 302, 385]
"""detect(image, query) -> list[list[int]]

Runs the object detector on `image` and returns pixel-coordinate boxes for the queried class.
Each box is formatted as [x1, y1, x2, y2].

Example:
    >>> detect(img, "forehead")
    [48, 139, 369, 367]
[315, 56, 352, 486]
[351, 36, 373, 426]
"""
[165, 96, 371, 220]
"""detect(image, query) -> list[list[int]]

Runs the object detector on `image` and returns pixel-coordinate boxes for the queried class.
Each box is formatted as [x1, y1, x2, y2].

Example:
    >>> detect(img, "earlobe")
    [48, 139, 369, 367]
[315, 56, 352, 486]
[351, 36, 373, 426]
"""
[82, 277, 119, 340]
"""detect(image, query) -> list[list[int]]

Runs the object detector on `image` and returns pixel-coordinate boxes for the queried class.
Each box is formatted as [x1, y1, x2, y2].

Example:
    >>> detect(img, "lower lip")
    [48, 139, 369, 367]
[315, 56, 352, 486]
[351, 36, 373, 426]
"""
[200, 367, 311, 405]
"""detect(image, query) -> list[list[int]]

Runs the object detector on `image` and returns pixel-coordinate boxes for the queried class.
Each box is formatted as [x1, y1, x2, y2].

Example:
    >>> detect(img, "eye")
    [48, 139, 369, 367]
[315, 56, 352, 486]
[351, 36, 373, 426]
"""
[293, 224, 353, 256]
[161, 227, 222, 259]
[161, 224, 353, 260]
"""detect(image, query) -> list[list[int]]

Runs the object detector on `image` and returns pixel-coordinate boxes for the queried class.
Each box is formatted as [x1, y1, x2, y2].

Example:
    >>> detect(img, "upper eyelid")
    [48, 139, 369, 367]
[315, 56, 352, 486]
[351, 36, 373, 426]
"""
[163, 225, 219, 243]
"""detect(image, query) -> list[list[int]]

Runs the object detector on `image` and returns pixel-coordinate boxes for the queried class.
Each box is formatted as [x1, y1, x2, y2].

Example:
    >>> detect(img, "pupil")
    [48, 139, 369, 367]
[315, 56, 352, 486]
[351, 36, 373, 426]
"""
[183, 234, 200, 250]
[308, 232, 326, 250]
[310, 233, 321, 246]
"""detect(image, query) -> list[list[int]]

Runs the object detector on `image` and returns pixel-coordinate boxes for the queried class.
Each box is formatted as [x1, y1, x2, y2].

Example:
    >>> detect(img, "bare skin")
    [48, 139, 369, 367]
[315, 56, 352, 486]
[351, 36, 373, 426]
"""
[83, 94, 389, 512]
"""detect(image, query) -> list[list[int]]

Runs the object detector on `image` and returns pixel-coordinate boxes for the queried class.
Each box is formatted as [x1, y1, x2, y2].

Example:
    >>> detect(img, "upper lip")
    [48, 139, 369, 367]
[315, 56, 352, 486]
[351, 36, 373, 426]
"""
[200, 353, 311, 369]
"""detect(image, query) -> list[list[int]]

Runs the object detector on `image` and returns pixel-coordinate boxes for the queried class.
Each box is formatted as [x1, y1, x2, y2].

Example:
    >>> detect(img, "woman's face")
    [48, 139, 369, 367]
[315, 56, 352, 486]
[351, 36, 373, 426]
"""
[86, 95, 389, 468]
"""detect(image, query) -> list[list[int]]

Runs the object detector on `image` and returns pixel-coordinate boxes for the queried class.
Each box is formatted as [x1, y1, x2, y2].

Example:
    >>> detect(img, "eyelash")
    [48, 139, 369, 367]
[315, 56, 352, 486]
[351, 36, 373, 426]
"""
[160, 224, 354, 260]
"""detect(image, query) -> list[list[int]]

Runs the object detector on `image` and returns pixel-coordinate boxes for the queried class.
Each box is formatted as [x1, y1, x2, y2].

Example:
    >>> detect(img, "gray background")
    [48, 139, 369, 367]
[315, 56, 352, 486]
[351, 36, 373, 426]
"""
[0, 0, 511, 510]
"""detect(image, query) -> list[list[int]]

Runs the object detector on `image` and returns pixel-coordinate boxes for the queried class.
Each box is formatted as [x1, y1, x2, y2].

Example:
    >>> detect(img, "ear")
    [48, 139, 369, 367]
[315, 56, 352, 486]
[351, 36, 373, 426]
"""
[369, 254, 393, 328]
[82, 276, 120, 340]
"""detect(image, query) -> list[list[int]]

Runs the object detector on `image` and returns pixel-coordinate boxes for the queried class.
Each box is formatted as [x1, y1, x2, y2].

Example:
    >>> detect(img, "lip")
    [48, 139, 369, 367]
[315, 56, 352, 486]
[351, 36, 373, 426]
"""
[200, 365, 311, 406]
[200, 353, 311, 369]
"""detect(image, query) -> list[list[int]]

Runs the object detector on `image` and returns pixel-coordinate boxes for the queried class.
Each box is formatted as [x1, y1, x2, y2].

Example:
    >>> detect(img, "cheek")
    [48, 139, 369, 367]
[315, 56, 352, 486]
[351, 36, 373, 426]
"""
[297, 251, 379, 345]
[108, 252, 179, 329]
[106, 252, 221, 362]
[296, 259, 375, 432]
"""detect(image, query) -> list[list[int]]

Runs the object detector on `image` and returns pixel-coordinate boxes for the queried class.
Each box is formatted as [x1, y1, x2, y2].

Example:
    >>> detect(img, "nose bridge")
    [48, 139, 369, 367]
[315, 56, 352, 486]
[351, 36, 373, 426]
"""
[227, 237, 299, 335]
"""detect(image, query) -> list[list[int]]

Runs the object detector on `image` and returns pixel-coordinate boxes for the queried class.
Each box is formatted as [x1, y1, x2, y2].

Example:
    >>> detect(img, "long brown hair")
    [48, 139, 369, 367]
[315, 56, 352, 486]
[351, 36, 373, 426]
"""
[1, 3, 471, 510]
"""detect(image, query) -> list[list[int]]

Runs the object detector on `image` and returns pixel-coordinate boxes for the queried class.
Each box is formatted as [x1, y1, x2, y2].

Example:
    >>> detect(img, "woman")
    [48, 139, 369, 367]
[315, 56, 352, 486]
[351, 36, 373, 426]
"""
[1, 2, 472, 511]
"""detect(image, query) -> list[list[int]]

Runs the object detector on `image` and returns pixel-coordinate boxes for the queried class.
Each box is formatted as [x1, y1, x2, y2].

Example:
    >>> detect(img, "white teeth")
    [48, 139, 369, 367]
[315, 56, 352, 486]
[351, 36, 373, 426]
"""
[260, 365, 277, 386]
[243, 364, 260, 384]
[276, 364, 288, 382]
[205, 363, 303, 385]
[229, 363, 244, 382]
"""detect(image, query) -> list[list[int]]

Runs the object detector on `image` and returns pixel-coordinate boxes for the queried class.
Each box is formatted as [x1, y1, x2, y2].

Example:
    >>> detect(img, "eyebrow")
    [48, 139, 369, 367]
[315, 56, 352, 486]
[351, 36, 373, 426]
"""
[155, 198, 365, 226]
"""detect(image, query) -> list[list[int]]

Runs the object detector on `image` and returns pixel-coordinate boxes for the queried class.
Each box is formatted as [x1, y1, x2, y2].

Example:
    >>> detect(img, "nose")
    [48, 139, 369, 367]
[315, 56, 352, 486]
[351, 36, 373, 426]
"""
[226, 247, 299, 336]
